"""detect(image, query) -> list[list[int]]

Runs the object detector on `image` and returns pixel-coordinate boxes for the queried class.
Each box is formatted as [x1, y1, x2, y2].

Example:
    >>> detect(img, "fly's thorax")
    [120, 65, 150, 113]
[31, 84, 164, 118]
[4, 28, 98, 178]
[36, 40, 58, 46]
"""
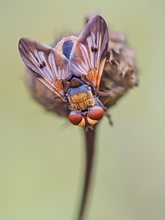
[68, 91, 95, 110]
[66, 84, 95, 111]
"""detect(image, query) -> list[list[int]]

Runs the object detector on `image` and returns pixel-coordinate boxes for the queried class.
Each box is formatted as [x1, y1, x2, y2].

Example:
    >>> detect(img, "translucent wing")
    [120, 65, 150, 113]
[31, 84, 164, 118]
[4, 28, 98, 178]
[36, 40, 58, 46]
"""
[18, 38, 71, 100]
[69, 15, 109, 90]
[26, 69, 68, 117]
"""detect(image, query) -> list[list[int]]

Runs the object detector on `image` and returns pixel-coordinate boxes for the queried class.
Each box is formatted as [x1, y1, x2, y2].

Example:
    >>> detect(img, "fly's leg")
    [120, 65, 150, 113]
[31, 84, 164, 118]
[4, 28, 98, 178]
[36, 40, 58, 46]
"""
[105, 111, 113, 126]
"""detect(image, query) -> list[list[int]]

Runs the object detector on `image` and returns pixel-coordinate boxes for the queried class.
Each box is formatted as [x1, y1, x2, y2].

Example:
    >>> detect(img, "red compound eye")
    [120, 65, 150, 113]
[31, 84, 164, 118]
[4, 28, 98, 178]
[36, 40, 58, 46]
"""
[68, 112, 83, 125]
[88, 106, 104, 121]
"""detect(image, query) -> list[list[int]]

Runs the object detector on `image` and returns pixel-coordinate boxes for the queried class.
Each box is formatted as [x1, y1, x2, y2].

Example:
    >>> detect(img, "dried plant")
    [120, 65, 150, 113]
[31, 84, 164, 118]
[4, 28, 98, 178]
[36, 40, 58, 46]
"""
[21, 15, 138, 220]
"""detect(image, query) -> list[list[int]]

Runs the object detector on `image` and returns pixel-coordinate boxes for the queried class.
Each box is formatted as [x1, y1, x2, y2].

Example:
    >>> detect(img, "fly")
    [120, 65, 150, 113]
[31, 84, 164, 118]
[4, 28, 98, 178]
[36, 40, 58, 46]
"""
[18, 15, 109, 127]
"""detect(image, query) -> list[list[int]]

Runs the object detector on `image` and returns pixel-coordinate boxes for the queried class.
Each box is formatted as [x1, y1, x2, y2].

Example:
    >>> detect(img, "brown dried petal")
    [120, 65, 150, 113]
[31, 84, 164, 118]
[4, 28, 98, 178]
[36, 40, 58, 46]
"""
[100, 26, 138, 108]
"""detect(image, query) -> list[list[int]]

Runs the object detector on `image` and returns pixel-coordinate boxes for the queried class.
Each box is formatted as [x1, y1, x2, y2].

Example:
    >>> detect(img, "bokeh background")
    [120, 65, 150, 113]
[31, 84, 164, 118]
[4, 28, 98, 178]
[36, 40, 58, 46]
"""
[0, 0, 165, 220]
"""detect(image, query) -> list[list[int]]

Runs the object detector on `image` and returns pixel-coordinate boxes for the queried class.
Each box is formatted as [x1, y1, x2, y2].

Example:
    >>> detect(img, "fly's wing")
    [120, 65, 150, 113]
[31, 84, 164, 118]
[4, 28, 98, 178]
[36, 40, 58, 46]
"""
[69, 15, 109, 90]
[26, 69, 68, 116]
[19, 38, 71, 101]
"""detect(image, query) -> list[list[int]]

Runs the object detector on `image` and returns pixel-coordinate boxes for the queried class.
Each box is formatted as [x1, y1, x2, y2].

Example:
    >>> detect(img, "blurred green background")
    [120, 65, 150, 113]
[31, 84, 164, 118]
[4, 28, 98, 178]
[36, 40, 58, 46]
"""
[0, 0, 165, 219]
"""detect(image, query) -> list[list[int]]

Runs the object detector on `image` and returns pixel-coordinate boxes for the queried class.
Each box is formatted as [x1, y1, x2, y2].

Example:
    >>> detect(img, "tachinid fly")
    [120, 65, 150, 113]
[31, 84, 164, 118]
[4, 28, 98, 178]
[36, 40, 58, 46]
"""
[18, 15, 109, 127]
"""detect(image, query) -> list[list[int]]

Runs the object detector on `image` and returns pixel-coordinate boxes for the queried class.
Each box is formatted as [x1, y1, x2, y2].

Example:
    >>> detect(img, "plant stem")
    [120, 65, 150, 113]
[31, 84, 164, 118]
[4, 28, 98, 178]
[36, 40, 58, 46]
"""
[77, 125, 97, 220]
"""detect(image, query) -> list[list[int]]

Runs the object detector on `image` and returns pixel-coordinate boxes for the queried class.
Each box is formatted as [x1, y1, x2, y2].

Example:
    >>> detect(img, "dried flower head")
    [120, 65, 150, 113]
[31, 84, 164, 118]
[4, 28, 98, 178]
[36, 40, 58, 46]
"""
[19, 14, 139, 220]
[24, 15, 138, 125]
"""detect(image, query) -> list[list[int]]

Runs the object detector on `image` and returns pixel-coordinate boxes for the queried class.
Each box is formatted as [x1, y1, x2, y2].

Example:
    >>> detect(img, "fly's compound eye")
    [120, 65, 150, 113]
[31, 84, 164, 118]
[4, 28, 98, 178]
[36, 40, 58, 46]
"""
[87, 106, 104, 121]
[68, 112, 85, 127]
